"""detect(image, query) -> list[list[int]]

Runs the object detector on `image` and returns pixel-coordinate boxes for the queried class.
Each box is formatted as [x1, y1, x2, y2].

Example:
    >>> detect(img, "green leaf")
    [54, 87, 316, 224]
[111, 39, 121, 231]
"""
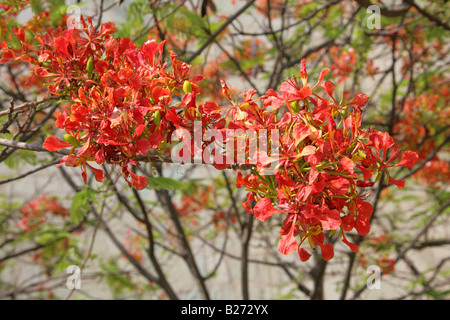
[296, 1, 321, 17]
[36, 228, 72, 245]
[70, 186, 97, 224]
[3, 149, 36, 169]
[146, 176, 188, 192]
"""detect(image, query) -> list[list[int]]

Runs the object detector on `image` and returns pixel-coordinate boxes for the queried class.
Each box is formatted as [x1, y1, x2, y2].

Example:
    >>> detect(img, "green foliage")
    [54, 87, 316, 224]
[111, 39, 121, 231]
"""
[146, 176, 189, 192]
[36, 225, 69, 244]
[100, 258, 140, 299]
[70, 186, 97, 224]
[116, 0, 148, 41]
[3, 149, 36, 169]
[321, 5, 344, 39]
[0, 0, 449, 301]
[166, 6, 209, 39]
[295, 1, 321, 17]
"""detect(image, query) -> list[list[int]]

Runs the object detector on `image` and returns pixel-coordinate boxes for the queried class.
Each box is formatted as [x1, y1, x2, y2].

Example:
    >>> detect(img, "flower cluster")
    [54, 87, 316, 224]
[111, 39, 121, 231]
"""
[1, 18, 419, 261]
[17, 195, 69, 231]
[393, 79, 449, 185]
[359, 233, 396, 275]
[123, 228, 144, 264]
[232, 59, 418, 261]
[2, 17, 208, 189]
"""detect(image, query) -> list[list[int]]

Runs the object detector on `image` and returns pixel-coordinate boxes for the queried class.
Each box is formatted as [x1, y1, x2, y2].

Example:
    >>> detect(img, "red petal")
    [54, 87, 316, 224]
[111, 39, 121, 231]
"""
[319, 209, 341, 231]
[356, 164, 373, 180]
[213, 161, 229, 170]
[88, 164, 105, 183]
[342, 233, 359, 252]
[298, 248, 311, 261]
[348, 93, 369, 107]
[147, 130, 164, 148]
[278, 233, 298, 255]
[393, 150, 419, 169]
[133, 121, 148, 138]
[192, 75, 205, 83]
[241, 192, 256, 214]
[305, 150, 325, 166]
[299, 59, 307, 86]
[308, 166, 319, 185]
[128, 168, 148, 190]
[278, 216, 299, 255]
[236, 171, 245, 188]
[94, 149, 105, 165]
[299, 145, 316, 157]
[310, 179, 325, 193]
[355, 215, 370, 235]
[212, 152, 229, 170]
[35, 67, 52, 77]
[327, 176, 351, 196]
[340, 156, 354, 174]
[242, 89, 257, 101]
[321, 81, 335, 97]
[95, 60, 110, 75]
[165, 108, 184, 127]
[76, 138, 92, 158]
[310, 232, 334, 260]
[253, 197, 287, 222]
[312, 68, 330, 89]
[82, 171, 87, 184]
[293, 123, 312, 143]
[58, 154, 77, 167]
[13, 26, 25, 42]
[356, 199, 373, 219]
[341, 214, 354, 232]
[54, 36, 71, 58]
[320, 243, 334, 261]
[220, 80, 233, 103]
[299, 86, 312, 99]
[369, 130, 395, 154]
[388, 176, 405, 189]
[99, 21, 116, 35]
[136, 138, 151, 156]
[43, 136, 72, 151]
[202, 100, 221, 115]
[356, 180, 374, 188]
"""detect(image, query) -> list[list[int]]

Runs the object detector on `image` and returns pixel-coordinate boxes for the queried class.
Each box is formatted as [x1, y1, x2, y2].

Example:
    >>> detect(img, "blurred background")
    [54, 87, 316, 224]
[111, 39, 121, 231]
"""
[0, 0, 449, 300]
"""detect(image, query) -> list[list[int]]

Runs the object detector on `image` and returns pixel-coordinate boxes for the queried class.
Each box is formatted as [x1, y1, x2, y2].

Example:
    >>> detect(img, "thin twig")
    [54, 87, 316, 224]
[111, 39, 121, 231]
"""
[0, 137, 257, 170]
[0, 158, 61, 185]
[185, 0, 256, 64]
[0, 97, 60, 117]
[65, 197, 105, 300]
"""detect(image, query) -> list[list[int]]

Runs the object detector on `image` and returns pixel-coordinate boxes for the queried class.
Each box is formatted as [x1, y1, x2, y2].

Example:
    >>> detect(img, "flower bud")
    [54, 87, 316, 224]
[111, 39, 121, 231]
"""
[86, 56, 94, 77]
[183, 80, 192, 94]
[240, 102, 250, 110]
[153, 111, 161, 126]
[291, 100, 300, 113]
[64, 134, 80, 147]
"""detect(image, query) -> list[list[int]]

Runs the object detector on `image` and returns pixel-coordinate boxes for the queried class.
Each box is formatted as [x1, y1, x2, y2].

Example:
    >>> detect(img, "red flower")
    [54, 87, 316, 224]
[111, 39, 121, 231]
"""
[43, 136, 72, 151]
[3, 16, 420, 263]
[253, 197, 288, 222]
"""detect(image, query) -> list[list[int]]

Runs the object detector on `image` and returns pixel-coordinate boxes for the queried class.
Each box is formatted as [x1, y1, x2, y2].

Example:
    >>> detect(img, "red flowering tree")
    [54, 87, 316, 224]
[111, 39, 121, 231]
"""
[0, 0, 448, 300]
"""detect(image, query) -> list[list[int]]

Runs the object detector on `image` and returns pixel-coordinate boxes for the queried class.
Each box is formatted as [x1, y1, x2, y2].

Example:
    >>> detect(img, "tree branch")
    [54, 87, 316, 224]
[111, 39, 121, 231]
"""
[0, 137, 257, 171]
[185, 0, 256, 64]
[403, 0, 450, 31]
[0, 97, 61, 117]
[355, 0, 410, 17]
